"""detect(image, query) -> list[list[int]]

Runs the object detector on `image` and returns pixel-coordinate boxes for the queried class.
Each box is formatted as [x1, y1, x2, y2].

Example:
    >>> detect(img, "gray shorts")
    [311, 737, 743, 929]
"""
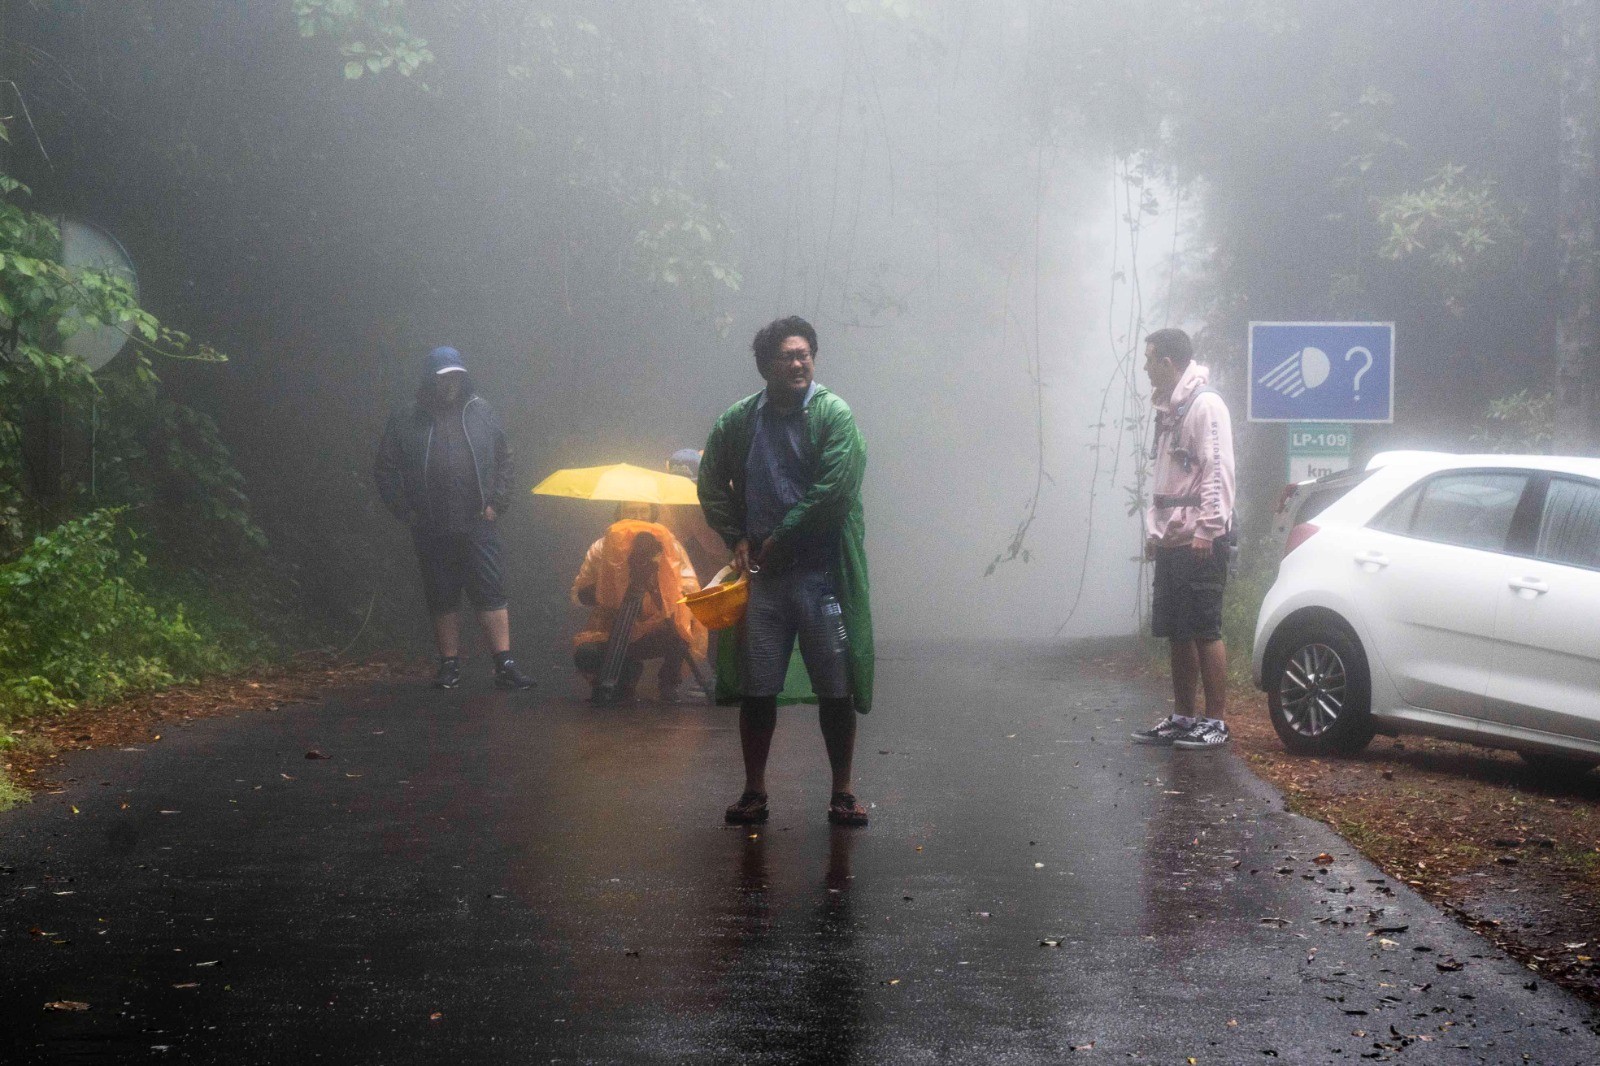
[742, 564, 850, 699]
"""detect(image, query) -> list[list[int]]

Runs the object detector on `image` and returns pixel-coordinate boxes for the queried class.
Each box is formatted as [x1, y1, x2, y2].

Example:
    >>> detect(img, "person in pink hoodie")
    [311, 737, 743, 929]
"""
[1130, 328, 1237, 750]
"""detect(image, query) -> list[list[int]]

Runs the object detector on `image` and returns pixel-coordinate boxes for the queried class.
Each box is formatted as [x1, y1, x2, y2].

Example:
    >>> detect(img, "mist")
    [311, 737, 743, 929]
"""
[5, 0, 1580, 661]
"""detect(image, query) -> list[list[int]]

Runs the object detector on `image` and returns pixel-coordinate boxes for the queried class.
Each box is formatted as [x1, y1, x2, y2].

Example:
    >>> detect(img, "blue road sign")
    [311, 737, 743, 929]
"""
[1248, 322, 1394, 423]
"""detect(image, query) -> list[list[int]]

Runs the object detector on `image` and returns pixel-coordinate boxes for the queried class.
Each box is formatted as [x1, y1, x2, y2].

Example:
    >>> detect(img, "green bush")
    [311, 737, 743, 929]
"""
[1221, 540, 1278, 684]
[0, 509, 241, 718]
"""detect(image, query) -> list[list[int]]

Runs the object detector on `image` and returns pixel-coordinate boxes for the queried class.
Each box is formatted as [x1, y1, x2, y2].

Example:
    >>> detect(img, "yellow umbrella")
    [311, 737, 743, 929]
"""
[531, 462, 699, 505]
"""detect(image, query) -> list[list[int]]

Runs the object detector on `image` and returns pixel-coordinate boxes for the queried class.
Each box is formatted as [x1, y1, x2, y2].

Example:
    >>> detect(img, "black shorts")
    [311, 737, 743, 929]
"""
[412, 522, 507, 614]
[1151, 544, 1227, 641]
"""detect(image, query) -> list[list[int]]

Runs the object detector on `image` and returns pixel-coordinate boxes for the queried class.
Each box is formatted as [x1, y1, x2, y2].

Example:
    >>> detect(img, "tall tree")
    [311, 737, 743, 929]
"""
[1555, 0, 1599, 452]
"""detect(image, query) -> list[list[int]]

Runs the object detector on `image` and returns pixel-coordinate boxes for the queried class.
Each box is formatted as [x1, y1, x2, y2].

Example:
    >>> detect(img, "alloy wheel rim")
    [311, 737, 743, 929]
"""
[1279, 642, 1347, 737]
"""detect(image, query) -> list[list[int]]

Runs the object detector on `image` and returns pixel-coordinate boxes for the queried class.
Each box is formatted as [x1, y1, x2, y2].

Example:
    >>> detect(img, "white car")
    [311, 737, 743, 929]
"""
[1253, 451, 1600, 777]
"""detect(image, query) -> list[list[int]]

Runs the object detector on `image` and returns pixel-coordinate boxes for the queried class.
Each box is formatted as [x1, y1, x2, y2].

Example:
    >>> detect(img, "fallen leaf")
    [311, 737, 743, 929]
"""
[69, 805, 79, 815]
[304, 750, 329, 760]
[280, 773, 295, 781]
[429, 1011, 442, 1021]
[44, 1001, 89, 1012]
[1072, 1041, 1095, 1051]
[1313, 853, 1334, 866]
[1040, 939, 1062, 948]
[172, 982, 199, 990]
[159, 810, 180, 815]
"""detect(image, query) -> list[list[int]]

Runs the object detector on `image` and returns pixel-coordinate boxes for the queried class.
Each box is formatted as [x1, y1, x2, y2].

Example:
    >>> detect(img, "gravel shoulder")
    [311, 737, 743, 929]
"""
[1228, 681, 1600, 1007]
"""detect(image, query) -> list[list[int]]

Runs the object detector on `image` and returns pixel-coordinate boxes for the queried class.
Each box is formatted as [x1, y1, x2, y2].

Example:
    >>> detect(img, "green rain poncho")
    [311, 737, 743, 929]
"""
[698, 385, 875, 714]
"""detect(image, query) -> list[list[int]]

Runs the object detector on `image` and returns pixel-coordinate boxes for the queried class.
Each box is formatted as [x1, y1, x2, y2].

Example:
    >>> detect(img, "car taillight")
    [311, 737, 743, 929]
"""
[1283, 522, 1320, 558]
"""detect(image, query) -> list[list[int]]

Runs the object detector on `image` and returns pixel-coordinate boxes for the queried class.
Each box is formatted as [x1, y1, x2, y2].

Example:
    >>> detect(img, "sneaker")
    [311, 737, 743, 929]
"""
[1129, 716, 1189, 745]
[493, 659, 536, 691]
[432, 657, 461, 690]
[725, 790, 769, 825]
[1173, 718, 1230, 750]
[826, 792, 869, 827]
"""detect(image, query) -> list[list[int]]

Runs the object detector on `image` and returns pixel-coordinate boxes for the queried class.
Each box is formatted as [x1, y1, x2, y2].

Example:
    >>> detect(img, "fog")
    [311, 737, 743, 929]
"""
[8, 1, 1571, 659]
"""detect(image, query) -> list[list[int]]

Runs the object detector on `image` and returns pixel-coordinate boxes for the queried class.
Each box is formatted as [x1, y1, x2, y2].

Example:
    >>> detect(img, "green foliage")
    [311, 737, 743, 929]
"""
[0, 125, 274, 719]
[1377, 166, 1518, 313]
[0, 763, 26, 812]
[293, 0, 434, 80]
[0, 510, 241, 719]
[1, 145, 260, 562]
[311, 1, 746, 330]
[1221, 548, 1277, 683]
[630, 182, 743, 297]
[1470, 389, 1555, 454]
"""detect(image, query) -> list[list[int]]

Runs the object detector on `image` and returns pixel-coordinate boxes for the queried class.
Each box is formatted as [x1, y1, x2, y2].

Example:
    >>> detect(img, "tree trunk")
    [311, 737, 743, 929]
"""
[1556, 0, 1600, 454]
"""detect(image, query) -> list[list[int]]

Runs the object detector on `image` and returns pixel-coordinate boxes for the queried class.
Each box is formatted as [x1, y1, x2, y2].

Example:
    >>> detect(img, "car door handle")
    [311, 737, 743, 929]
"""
[1354, 551, 1390, 568]
[1508, 577, 1549, 595]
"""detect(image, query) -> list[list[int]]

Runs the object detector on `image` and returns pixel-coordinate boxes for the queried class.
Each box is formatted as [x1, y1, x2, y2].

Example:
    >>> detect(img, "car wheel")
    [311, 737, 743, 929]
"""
[1518, 751, 1599, 781]
[1267, 624, 1375, 757]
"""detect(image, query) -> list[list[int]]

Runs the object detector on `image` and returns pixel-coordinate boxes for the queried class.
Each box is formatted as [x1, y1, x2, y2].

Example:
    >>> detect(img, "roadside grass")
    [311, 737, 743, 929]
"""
[0, 767, 26, 811]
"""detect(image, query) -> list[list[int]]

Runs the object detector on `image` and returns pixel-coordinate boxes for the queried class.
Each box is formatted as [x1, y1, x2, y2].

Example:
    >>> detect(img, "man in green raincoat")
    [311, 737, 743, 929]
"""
[699, 316, 875, 828]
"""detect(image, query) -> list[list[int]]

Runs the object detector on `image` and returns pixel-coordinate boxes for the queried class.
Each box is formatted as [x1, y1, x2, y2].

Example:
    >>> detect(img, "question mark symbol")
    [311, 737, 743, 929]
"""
[1345, 346, 1374, 401]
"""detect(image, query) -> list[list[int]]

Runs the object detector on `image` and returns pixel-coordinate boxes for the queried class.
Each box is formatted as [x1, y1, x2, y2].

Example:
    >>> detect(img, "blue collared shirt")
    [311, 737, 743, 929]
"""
[744, 381, 831, 563]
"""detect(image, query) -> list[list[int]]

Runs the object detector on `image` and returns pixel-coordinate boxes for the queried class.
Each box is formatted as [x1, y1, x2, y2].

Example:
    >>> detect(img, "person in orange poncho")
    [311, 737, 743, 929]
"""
[571, 502, 709, 703]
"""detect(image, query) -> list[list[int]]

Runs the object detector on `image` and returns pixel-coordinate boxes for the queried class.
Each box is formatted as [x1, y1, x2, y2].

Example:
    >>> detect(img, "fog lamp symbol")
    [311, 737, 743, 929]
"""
[1257, 345, 1331, 398]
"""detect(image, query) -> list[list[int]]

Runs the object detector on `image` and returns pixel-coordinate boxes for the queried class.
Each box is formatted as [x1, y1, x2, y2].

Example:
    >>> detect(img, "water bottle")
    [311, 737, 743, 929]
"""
[821, 593, 849, 654]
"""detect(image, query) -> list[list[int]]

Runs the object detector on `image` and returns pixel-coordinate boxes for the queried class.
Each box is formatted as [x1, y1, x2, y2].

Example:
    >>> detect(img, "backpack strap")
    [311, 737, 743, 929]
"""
[1149, 385, 1218, 460]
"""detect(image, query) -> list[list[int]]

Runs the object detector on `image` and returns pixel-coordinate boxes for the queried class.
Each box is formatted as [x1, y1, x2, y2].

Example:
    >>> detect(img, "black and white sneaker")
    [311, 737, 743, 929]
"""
[1173, 718, 1230, 750]
[432, 657, 461, 690]
[493, 658, 536, 691]
[1130, 716, 1190, 746]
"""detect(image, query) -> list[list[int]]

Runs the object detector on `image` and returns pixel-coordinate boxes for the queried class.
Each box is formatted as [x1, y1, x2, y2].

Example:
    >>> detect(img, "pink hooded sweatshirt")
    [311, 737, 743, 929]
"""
[1145, 362, 1235, 548]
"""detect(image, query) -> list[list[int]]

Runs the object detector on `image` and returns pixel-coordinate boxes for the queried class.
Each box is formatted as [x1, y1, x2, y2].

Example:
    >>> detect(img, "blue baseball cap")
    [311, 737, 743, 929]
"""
[425, 346, 467, 375]
[668, 448, 702, 478]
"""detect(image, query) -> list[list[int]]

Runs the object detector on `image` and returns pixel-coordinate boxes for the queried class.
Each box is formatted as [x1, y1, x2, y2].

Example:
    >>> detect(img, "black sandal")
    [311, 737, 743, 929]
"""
[724, 791, 769, 824]
[827, 792, 868, 827]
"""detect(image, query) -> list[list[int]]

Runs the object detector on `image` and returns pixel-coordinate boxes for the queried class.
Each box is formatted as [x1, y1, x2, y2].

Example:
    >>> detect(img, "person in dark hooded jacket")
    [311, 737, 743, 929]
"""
[374, 346, 535, 690]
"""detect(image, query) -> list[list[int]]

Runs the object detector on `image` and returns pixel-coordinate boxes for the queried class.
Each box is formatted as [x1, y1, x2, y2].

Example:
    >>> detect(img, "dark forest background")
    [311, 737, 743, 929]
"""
[1, 0, 1593, 715]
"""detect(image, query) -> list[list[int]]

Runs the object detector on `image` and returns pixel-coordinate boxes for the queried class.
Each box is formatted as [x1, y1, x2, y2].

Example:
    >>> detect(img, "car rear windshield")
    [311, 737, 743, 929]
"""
[1292, 469, 1371, 524]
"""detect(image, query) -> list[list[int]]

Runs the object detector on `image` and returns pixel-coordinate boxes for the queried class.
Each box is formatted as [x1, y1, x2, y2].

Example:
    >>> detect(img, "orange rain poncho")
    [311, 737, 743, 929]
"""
[571, 520, 708, 660]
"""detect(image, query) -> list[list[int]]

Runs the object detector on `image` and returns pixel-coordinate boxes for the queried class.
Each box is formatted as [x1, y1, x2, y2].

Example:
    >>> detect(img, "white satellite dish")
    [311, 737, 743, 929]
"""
[58, 217, 139, 372]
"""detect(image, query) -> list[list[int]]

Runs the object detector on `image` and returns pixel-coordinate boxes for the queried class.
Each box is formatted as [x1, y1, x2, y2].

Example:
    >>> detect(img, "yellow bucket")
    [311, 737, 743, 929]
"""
[683, 572, 748, 631]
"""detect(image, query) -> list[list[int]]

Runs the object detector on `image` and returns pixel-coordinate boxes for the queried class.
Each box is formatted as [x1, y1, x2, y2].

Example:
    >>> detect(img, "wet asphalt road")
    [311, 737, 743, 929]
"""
[3, 643, 1599, 1064]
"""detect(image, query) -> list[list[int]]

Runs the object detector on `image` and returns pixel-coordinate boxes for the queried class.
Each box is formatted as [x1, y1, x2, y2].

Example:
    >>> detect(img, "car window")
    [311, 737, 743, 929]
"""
[1536, 478, 1600, 570]
[1376, 472, 1529, 551]
[1369, 483, 1422, 534]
